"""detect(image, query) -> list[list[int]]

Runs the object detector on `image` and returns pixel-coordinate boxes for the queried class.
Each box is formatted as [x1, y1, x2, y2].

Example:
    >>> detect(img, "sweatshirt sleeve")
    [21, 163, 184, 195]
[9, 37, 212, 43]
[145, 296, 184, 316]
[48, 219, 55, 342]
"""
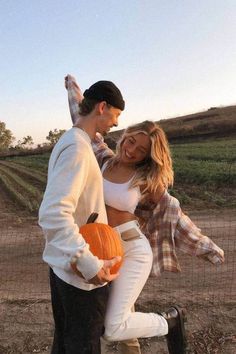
[38, 143, 103, 280]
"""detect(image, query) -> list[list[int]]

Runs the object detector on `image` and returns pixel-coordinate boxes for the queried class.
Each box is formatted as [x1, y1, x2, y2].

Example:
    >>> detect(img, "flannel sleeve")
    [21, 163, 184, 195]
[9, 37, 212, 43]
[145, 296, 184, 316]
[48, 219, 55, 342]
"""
[175, 210, 225, 264]
[66, 74, 83, 124]
[91, 133, 115, 168]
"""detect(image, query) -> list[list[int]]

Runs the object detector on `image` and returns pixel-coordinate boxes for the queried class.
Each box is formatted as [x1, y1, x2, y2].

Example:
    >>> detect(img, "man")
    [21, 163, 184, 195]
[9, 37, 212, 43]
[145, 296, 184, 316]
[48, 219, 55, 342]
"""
[38, 76, 125, 354]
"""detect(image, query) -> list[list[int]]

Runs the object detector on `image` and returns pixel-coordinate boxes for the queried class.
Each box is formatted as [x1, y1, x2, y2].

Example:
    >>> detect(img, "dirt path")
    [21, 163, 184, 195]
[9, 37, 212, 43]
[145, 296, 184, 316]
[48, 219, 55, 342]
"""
[0, 187, 235, 353]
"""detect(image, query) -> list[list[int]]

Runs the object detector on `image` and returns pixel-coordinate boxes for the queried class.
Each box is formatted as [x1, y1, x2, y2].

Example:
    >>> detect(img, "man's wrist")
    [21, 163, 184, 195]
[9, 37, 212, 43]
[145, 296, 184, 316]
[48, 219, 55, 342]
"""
[73, 250, 104, 280]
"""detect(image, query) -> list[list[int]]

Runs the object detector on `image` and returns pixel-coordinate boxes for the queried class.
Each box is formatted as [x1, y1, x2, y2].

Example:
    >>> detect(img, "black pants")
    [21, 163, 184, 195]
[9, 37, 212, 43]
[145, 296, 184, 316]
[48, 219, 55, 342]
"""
[49, 268, 109, 354]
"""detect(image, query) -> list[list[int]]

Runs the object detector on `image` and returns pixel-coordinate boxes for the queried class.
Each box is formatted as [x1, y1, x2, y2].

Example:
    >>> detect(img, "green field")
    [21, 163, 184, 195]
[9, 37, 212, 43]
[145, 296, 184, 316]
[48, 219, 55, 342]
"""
[170, 138, 236, 206]
[0, 138, 235, 213]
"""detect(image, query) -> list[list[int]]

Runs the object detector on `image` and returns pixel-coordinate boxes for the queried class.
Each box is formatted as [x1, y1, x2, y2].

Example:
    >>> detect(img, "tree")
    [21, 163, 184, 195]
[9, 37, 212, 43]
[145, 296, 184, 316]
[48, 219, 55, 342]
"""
[0, 121, 15, 151]
[15, 135, 34, 149]
[46, 129, 66, 145]
[22, 135, 34, 148]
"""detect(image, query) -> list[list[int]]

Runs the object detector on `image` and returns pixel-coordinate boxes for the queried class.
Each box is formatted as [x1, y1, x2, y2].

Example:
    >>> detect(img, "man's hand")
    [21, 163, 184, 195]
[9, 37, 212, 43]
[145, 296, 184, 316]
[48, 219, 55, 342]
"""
[88, 256, 121, 285]
[71, 256, 121, 285]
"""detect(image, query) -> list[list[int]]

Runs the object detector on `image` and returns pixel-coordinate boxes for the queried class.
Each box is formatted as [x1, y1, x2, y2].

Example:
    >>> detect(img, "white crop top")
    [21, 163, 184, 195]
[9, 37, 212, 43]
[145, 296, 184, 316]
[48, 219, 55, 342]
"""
[101, 162, 141, 214]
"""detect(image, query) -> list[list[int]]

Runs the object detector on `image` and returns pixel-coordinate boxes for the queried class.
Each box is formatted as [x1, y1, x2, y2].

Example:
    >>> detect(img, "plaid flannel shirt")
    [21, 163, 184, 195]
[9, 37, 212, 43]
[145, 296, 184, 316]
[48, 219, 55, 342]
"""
[66, 75, 224, 277]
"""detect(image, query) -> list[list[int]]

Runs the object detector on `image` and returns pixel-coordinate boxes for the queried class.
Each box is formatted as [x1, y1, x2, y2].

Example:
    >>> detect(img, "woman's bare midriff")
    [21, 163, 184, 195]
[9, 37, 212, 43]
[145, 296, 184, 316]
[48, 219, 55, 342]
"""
[106, 205, 137, 227]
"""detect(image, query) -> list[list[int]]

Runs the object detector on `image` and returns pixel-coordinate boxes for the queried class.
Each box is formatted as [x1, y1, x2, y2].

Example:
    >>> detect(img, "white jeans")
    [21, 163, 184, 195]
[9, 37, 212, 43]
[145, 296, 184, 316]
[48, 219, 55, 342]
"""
[104, 221, 168, 342]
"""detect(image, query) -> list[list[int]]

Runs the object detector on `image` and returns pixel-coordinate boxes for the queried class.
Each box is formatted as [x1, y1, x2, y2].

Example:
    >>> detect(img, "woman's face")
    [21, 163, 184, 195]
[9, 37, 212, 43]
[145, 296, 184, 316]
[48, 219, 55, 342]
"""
[120, 133, 151, 165]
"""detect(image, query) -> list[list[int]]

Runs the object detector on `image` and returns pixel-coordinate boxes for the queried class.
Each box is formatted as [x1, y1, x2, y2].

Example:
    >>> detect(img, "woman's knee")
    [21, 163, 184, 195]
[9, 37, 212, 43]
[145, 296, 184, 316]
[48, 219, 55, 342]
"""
[103, 323, 124, 342]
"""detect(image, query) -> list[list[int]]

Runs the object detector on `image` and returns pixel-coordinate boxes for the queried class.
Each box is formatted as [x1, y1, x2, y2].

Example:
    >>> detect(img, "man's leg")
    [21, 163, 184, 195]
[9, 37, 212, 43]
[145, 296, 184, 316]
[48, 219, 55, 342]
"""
[50, 268, 66, 354]
[50, 268, 109, 354]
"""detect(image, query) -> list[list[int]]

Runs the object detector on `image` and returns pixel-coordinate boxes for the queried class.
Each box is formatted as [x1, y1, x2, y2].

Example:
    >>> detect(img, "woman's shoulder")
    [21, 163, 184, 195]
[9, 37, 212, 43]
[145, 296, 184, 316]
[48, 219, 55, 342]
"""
[139, 184, 166, 204]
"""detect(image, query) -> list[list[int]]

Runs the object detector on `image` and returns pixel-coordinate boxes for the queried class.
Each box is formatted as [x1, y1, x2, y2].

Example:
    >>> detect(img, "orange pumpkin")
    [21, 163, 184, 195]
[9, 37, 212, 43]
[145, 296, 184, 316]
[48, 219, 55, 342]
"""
[71, 213, 123, 277]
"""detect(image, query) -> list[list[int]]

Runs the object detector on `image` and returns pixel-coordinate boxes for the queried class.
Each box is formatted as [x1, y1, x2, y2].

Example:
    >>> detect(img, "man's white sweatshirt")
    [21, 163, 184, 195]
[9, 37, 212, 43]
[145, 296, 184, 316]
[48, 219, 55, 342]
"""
[39, 127, 107, 290]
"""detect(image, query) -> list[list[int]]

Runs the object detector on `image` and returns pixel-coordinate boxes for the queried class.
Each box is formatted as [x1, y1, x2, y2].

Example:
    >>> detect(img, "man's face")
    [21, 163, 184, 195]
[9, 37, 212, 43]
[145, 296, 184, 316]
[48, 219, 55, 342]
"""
[96, 103, 121, 136]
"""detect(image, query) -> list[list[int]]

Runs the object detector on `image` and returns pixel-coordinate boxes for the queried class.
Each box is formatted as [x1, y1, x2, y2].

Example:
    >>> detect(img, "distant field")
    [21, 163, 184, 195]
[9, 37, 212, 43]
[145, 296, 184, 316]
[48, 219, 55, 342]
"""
[172, 138, 236, 186]
[170, 138, 236, 207]
[0, 138, 235, 213]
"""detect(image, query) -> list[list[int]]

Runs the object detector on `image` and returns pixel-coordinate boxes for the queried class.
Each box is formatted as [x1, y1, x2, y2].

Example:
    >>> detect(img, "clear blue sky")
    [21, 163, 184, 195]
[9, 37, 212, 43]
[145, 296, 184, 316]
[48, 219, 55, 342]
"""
[1, 0, 236, 145]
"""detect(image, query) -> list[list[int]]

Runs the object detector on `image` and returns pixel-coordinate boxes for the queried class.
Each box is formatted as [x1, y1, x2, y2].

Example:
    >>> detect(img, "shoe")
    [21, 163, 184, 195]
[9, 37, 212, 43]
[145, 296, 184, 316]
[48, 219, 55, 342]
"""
[162, 305, 187, 354]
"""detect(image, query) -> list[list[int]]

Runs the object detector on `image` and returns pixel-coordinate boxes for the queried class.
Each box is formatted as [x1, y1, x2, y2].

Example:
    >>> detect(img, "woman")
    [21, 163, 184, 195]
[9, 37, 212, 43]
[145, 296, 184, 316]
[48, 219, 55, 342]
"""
[66, 75, 224, 354]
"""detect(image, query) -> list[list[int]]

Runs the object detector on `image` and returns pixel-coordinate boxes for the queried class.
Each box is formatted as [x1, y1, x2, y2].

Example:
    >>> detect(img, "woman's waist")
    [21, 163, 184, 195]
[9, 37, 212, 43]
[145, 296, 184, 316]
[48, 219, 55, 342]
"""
[113, 219, 144, 242]
[106, 205, 137, 228]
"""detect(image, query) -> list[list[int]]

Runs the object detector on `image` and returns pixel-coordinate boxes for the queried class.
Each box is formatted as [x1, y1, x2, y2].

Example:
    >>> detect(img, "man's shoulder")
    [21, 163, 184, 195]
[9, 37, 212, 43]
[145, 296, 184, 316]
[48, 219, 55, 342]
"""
[47, 131, 91, 167]
[56, 128, 91, 151]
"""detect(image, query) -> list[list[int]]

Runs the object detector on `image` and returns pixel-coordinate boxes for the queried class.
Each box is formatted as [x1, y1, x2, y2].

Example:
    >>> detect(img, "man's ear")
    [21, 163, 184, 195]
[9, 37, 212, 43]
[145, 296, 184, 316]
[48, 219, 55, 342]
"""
[96, 101, 107, 115]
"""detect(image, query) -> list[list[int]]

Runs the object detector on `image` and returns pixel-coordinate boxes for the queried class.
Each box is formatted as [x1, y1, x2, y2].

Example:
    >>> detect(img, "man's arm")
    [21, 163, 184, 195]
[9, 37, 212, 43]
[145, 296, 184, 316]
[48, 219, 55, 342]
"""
[39, 143, 120, 284]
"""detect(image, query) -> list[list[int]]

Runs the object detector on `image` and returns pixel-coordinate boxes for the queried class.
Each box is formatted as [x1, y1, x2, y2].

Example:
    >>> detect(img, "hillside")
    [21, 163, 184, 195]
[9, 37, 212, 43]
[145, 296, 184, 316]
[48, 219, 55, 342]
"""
[1, 105, 235, 159]
[106, 105, 236, 147]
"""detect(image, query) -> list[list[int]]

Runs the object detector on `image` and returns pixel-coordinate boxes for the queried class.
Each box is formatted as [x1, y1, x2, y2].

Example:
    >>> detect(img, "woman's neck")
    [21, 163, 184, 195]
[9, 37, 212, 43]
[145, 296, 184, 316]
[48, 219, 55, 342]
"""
[116, 160, 136, 171]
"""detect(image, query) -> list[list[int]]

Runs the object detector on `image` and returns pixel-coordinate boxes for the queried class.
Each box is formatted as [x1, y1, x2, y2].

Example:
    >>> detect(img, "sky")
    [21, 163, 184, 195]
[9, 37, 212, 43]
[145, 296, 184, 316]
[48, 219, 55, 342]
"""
[1, 0, 236, 145]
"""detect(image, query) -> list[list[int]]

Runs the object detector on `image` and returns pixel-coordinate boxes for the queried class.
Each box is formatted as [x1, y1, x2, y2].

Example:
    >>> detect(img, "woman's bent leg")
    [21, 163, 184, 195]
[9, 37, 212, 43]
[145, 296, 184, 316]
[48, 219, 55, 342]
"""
[117, 306, 141, 354]
[104, 234, 168, 341]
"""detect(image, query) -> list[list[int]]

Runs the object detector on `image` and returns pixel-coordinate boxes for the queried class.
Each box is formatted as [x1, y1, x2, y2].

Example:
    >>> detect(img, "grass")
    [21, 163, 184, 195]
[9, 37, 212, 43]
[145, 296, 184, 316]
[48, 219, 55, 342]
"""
[170, 138, 236, 207]
[171, 138, 236, 187]
[171, 138, 236, 162]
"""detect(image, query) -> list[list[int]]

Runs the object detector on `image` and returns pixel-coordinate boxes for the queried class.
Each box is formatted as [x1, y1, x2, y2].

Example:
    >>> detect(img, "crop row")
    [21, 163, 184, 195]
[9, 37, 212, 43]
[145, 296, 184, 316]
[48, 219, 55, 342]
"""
[0, 161, 47, 185]
[0, 162, 45, 213]
[6, 153, 50, 174]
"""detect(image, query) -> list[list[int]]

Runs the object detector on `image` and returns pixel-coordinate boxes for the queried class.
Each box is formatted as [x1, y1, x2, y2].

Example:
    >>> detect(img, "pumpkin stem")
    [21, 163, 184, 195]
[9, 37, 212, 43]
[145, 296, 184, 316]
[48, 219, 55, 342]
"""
[86, 212, 99, 224]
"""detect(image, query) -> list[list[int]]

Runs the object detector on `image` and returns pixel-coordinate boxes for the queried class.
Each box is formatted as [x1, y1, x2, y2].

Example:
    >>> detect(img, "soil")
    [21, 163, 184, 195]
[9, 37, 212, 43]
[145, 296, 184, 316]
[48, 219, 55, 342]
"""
[0, 187, 235, 354]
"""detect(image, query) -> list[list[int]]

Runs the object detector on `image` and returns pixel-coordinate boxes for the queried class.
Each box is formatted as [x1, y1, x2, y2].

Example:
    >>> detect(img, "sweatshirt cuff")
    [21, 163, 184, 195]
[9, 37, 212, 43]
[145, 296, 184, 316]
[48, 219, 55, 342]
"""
[73, 248, 104, 280]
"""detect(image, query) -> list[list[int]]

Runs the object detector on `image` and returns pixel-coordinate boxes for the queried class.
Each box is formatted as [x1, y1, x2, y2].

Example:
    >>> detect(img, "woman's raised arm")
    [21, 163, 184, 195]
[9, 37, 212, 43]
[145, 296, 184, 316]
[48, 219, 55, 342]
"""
[65, 74, 83, 124]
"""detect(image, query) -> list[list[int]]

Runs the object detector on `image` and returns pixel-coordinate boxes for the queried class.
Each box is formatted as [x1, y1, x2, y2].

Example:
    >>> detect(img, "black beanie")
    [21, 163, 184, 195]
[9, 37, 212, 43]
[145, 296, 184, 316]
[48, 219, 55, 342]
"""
[83, 81, 125, 111]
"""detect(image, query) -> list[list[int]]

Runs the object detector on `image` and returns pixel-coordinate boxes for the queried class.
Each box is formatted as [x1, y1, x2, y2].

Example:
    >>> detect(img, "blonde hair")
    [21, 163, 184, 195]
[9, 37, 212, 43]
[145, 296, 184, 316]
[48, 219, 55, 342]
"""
[106, 120, 174, 199]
